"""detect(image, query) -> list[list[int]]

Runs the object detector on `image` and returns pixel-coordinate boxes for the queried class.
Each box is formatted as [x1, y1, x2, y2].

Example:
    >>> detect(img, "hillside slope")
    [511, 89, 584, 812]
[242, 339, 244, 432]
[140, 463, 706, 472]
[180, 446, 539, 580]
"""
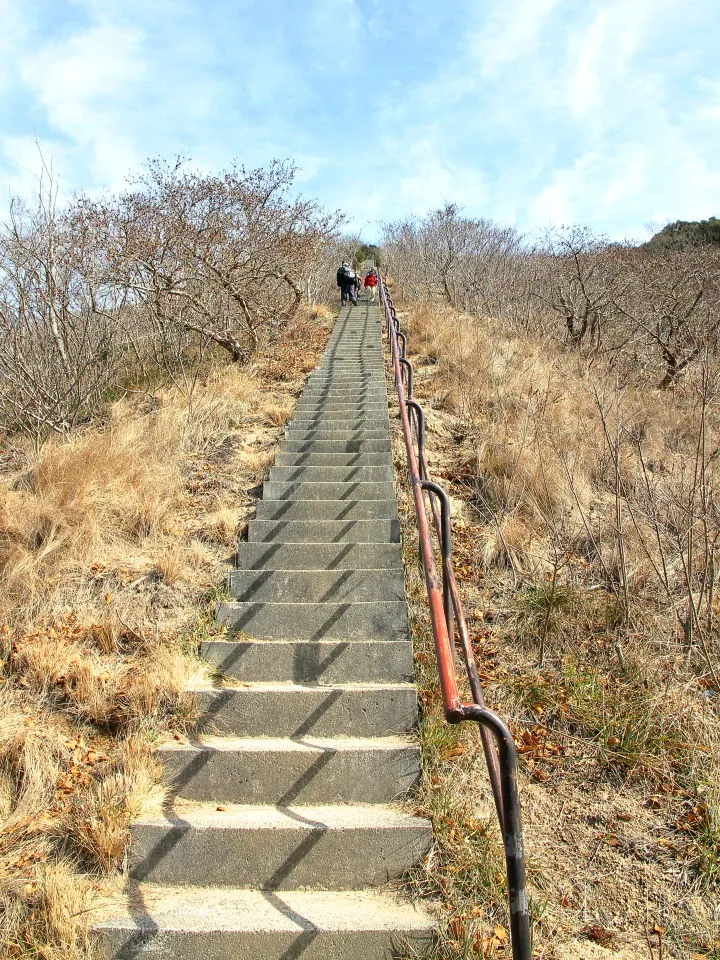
[0, 307, 332, 957]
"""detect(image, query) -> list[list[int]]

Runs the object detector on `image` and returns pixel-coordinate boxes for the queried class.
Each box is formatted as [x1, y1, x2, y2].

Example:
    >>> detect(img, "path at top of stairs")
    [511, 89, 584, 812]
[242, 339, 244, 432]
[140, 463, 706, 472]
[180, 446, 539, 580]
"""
[95, 302, 435, 959]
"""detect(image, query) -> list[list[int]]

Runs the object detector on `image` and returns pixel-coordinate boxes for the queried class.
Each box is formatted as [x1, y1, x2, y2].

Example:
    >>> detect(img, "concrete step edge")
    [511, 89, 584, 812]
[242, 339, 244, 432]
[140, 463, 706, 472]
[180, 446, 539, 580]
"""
[246, 519, 401, 542]
[201, 637, 414, 683]
[188, 679, 415, 692]
[260, 482, 397, 500]
[159, 734, 417, 752]
[93, 885, 436, 935]
[275, 451, 393, 467]
[227, 568, 405, 602]
[215, 599, 408, 636]
[233, 543, 403, 569]
[133, 801, 429, 830]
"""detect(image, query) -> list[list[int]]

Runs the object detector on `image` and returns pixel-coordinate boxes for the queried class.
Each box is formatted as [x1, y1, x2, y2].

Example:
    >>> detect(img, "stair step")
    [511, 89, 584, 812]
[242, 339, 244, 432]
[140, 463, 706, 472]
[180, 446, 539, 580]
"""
[294, 403, 389, 414]
[292, 410, 389, 423]
[297, 393, 387, 402]
[310, 368, 385, 374]
[227, 569, 404, 602]
[307, 373, 385, 381]
[254, 498, 397, 521]
[247, 518, 400, 542]
[95, 886, 434, 959]
[130, 802, 432, 888]
[159, 735, 420, 803]
[297, 398, 387, 408]
[234, 542, 403, 570]
[287, 418, 389, 429]
[291, 420, 390, 433]
[303, 376, 386, 384]
[295, 399, 388, 408]
[300, 389, 387, 399]
[304, 390, 385, 397]
[307, 378, 385, 386]
[274, 451, 392, 466]
[262, 480, 396, 501]
[284, 428, 390, 439]
[268, 465, 393, 483]
[304, 379, 385, 386]
[202, 638, 413, 683]
[279, 439, 391, 452]
[312, 357, 384, 363]
[191, 680, 417, 737]
[215, 598, 407, 640]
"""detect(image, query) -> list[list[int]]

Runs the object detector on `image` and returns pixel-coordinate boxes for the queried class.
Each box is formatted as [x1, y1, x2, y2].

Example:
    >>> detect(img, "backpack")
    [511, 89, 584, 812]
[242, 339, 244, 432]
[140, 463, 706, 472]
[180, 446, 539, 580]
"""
[338, 264, 355, 282]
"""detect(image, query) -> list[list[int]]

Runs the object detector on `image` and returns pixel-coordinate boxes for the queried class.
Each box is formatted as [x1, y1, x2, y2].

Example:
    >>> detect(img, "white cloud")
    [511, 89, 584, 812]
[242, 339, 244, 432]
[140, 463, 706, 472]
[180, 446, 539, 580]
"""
[528, 125, 720, 240]
[0, 0, 29, 96]
[469, 0, 564, 79]
[694, 79, 720, 122]
[21, 22, 147, 130]
[566, 10, 608, 117]
[307, 0, 362, 70]
[383, 136, 488, 217]
[564, 0, 657, 118]
[18, 21, 147, 183]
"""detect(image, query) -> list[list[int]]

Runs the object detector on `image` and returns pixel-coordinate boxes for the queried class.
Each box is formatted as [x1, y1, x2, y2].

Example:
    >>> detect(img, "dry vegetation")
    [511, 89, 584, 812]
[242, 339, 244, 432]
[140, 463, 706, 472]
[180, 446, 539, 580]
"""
[0, 304, 333, 957]
[0, 158, 340, 445]
[393, 297, 720, 959]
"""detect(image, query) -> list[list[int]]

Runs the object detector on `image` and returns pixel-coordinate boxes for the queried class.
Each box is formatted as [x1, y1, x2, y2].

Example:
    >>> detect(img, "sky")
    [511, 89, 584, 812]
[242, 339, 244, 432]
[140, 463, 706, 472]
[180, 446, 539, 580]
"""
[0, 0, 718, 243]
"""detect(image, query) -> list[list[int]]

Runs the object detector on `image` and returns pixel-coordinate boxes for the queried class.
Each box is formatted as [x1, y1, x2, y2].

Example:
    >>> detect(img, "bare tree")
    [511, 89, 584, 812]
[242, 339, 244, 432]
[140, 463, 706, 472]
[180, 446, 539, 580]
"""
[382, 205, 526, 319]
[0, 172, 131, 444]
[614, 246, 720, 388]
[90, 159, 342, 362]
[532, 227, 629, 351]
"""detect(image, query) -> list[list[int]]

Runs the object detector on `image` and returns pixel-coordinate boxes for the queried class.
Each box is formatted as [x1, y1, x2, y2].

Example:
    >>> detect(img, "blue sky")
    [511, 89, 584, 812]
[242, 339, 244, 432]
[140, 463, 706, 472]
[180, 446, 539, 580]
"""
[1, 0, 718, 242]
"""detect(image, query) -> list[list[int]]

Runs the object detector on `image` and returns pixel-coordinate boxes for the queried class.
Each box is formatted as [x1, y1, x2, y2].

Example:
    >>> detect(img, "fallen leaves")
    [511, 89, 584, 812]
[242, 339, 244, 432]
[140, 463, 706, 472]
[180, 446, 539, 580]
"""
[581, 924, 617, 947]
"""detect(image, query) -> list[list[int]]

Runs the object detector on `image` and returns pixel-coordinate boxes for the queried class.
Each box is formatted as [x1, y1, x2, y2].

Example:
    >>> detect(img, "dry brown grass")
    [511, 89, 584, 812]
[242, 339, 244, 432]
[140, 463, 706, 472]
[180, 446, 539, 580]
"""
[396, 301, 720, 958]
[0, 303, 333, 956]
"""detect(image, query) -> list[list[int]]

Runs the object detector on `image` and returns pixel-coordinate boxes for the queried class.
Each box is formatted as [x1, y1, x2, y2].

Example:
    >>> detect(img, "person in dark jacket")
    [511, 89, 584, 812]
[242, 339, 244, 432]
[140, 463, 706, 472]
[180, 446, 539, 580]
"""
[336, 262, 357, 306]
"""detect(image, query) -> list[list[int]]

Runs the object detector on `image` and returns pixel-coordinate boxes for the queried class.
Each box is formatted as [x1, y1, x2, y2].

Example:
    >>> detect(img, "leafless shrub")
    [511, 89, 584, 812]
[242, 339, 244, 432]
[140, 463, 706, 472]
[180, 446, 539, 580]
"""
[382, 204, 529, 322]
[531, 226, 628, 351]
[90, 158, 342, 363]
[0, 158, 342, 443]
[384, 211, 720, 392]
[614, 245, 720, 388]
[0, 169, 132, 445]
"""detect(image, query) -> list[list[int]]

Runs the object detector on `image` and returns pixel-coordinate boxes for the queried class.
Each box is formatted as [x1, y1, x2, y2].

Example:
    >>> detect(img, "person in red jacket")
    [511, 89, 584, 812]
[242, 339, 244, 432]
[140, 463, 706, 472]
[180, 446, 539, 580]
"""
[364, 268, 378, 302]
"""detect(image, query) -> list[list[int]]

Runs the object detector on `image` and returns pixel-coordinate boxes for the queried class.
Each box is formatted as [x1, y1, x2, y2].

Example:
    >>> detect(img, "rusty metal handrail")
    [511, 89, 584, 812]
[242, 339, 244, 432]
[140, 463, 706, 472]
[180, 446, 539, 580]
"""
[378, 275, 532, 960]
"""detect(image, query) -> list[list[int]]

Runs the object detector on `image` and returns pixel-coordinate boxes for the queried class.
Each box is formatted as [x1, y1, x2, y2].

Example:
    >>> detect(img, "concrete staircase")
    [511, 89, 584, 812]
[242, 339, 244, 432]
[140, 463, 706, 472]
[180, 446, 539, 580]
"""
[96, 303, 435, 958]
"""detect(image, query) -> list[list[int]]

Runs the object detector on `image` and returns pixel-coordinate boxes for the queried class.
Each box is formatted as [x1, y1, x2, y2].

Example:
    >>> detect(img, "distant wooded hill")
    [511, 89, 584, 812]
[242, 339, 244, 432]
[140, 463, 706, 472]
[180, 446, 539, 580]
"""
[645, 216, 720, 250]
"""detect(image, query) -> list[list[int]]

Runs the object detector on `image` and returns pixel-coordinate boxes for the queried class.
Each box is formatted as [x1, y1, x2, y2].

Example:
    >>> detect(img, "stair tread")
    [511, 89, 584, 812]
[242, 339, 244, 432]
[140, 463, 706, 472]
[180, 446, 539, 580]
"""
[134, 800, 429, 830]
[189, 679, 415, 692]
[233, 543, 403, 569]
[159, 734, 417, 752]
[95, 885, 435, 933]
[217, 598, 406, 606]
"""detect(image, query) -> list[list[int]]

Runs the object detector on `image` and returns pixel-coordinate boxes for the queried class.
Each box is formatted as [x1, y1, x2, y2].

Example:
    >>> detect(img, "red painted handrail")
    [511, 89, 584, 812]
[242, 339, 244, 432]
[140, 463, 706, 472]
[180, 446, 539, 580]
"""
[378, 276, 532, 960]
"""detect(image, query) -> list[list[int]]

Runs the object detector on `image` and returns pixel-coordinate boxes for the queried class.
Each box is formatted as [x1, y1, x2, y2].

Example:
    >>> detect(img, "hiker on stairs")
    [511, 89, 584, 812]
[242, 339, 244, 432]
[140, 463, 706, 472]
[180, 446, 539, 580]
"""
[336, 261, 358, 306]
[364, 268, 378, 302]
